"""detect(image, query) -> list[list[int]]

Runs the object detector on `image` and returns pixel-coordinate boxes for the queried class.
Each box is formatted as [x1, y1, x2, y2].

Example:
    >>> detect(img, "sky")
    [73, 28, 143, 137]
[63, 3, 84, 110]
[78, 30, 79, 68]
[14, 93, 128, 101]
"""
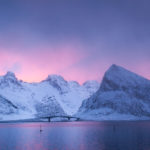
[0, 0, 150, 83]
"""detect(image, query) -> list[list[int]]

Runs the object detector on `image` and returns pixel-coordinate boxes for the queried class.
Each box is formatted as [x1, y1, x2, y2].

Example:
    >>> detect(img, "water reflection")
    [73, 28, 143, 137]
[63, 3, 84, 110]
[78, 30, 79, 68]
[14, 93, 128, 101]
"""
[0, 121, 150, 150]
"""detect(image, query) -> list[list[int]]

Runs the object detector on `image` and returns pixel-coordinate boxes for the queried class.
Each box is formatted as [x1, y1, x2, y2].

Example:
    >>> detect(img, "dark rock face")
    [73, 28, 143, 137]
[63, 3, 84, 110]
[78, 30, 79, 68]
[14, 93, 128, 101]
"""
[78, 65, 150, 118]
[100, 64, 150, 102]
[0, 95, 18, 114]
[35, 96, 66, 117]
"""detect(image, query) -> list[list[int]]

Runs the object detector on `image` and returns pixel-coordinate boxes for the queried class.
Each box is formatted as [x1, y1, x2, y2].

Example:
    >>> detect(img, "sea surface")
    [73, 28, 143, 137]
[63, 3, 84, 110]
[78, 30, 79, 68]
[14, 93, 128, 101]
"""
[0, 121, 150, 150]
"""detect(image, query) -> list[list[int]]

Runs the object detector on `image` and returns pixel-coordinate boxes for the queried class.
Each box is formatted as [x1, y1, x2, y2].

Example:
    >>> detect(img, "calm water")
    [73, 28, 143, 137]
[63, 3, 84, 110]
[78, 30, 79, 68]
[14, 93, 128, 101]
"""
[0, 121, 150, 150]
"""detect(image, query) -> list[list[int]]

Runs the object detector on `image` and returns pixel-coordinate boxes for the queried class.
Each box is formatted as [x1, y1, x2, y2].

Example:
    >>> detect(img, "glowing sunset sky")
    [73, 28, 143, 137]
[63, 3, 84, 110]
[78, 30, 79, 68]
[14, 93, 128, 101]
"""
[0, 0, 150, 83]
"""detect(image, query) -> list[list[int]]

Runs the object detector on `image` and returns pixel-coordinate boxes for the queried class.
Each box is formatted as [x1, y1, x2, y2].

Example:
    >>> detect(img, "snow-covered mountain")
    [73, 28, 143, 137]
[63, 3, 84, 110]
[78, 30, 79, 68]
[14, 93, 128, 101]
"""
[77, 64, 150, 120]
[0, 72, 99, 120]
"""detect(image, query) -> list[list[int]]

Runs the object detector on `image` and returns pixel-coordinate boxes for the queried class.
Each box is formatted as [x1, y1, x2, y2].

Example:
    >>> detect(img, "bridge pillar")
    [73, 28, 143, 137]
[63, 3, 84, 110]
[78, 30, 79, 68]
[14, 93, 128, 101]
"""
[48, 117, 51, 122]
[76, 118, 80, 121]
[68, 117, 71, 121]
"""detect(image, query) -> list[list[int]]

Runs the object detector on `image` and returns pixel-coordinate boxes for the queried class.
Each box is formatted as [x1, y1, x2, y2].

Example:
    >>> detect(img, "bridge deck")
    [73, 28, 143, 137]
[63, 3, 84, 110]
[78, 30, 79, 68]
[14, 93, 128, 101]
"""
[40, 116, 80, 122]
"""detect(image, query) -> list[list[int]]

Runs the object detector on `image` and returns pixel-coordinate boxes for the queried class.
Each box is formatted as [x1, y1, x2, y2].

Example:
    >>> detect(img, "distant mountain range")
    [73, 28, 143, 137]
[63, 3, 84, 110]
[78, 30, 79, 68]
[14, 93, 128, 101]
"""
[1, 64, 150, 121]
[0, 71, 99, 120]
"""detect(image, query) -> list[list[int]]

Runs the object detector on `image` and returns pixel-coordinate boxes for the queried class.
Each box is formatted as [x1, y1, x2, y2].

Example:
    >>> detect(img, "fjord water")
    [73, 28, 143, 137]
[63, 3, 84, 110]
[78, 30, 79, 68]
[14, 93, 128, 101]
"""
[0, 121, 150, 150]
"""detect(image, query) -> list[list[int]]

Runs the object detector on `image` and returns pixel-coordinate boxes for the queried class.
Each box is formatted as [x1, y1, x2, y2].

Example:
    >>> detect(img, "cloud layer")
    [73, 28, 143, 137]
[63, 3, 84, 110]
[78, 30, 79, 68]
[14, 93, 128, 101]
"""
[0, 0, 150, 83]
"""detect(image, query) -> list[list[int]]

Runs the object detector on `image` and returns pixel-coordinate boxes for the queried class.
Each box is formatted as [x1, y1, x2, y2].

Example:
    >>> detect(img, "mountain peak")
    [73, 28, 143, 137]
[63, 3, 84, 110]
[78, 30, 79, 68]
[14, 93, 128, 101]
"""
[105, 64, 147, 80]
[110, 64, 118, 68]
[5, 71, 15, 75]
[83, 80, 99, 86]
[107, 64, 125, 72]
[83, 80, 99, 90]
[44, 74, 68, 93]
[4, 71, 17, 80]
[46, 74, 66, 82]
[83, 80, 100, 95]
[100, 64, 149, 91]
[0, 71, 22, 87]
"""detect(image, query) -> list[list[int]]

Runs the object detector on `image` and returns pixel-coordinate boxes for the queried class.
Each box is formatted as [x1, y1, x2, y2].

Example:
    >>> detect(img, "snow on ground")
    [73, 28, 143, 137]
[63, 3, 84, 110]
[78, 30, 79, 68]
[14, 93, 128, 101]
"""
[76, 108, 150, 121]
[0, 110, 35, 121]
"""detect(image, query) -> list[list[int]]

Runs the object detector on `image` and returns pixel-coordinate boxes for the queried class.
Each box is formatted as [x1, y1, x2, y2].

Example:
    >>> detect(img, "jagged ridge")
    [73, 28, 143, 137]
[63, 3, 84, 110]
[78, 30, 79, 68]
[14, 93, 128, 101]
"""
[0, 71, 99, 120]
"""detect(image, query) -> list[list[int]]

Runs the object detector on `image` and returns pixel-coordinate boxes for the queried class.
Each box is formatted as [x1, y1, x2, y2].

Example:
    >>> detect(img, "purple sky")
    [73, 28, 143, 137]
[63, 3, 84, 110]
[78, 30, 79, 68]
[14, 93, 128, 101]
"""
[0, 0, 150, 83]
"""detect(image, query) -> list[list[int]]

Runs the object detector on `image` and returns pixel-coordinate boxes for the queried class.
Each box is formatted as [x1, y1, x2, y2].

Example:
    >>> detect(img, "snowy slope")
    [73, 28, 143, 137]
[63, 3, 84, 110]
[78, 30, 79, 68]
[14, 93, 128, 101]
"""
[77, 64, 150, 120]
[0, 72, 99, 120]
[41, 76, 99, 115]
[0, 95, 18, 115]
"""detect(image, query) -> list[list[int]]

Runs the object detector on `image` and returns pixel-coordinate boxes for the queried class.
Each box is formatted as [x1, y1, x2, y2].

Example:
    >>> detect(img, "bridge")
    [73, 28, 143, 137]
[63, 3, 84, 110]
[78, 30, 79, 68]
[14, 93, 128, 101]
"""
[41, 116, 80, 122]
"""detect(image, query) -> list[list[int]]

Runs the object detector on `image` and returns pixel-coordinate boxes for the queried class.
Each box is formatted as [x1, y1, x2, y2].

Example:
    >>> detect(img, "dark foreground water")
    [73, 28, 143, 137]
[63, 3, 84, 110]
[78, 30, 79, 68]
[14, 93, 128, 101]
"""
[0, 121, 150, 150]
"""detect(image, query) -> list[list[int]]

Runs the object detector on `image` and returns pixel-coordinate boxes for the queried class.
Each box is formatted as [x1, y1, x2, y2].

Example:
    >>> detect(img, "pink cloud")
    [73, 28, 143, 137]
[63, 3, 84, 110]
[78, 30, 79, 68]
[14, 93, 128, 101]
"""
[0, 43, 150, 84]
[0, 43, 88, 83]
